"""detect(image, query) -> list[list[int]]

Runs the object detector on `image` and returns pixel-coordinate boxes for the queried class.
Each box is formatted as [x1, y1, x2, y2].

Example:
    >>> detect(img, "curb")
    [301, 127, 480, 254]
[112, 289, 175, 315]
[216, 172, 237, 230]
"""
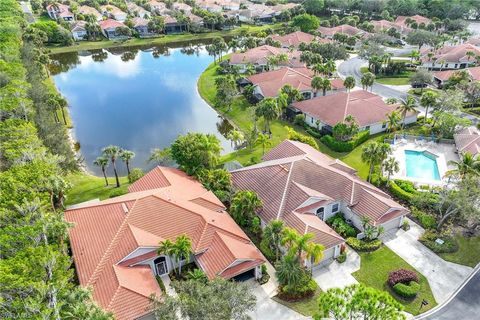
[414, 263, 480, 319]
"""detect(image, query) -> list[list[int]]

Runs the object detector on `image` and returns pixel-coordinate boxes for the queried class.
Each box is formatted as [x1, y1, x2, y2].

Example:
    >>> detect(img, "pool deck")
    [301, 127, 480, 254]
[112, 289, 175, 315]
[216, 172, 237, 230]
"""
[390, 140, 459, 186]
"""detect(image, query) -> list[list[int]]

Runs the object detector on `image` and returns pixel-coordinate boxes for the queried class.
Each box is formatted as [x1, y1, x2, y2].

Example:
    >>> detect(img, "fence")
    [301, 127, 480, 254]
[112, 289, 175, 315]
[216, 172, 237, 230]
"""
[386, 134, 455, 145]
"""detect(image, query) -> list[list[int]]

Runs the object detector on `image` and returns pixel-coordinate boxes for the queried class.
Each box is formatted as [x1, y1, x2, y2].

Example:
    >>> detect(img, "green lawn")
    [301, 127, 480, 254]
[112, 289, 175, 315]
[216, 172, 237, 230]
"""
[352, 246, 437, 315]
[66, 173, 130, 206]
[439, 235, 480, 267]
[272, 289, 322, 317]
[375, 77, 411, 85]
[48, 24, 281, 54]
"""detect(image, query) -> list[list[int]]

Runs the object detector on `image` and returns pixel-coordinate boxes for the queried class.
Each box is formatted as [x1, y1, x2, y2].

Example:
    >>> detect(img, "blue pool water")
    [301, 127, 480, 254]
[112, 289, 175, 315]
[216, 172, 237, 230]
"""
[405, 150, 441, 181]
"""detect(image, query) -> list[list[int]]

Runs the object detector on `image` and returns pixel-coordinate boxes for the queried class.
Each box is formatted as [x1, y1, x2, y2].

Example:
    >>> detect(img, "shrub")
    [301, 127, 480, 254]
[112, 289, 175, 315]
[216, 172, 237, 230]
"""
[346, 237, 382, 252]
[411, 207, 437, 229]
[109, 188, 127, 198]
[286, 127, 319, 149]
[336, 252, 347, 263]
[419, 230, 459, 253]
[294, 114, 305, 126]
[320, 130, 369, 152]
[259, 238, 275, 262]
[402, 220, 410, 231]
[128, 168, 145, 183]
[280, 278, 317, 301]
[305, 126, 322, 139]
[258, 264, 270, 285]
[388, 180, 415, 202]
[394, 179, 417, 193]
[326, 214, 357, 238]
[393, 281, 420, 298]
[387, 269, 419, 287]
[156, 276, 166, 293]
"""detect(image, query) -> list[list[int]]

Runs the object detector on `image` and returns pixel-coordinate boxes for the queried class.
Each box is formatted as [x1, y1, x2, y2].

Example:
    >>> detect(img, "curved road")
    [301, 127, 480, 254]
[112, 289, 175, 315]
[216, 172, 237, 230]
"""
[416, 265, 480, 320]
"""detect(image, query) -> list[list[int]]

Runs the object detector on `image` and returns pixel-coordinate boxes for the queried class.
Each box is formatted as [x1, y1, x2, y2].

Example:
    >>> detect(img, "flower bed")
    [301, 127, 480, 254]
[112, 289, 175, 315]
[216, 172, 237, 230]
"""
[277, 279, 318, 302]
[388, 269, 420, 299]
[419, 230, 459, 253]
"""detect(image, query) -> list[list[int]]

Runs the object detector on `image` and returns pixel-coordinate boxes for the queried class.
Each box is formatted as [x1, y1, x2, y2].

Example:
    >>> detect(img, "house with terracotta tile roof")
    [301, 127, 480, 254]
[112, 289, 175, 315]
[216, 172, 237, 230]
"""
[245, 67, 344, 100]
[173, 2, 193, 12]
[467, 37, 480, 47]
[231, 140, 409, 266]
[290, 90, 417, 135]
[127, 2, 151, 19]
[65, 166, 265, 320]
[71, 20, 87, 41]
[420, 44, 480, 70]
[454, 126, 480, 157]
[318, 24, 369, 39]
[269, 31, 331, 48]
[99, 19, 127, 39]
[46, 3, 74, 22]
[370, 19, 412, 35]
[100, 4, 127, 22]
[395, 15, 432, 28]
[433, 66, 480, 87]
[131, 17, 152, 37]
[78, 5, 103, 21]
[148, 0, 169, 14]
[229, 45, 304, 72]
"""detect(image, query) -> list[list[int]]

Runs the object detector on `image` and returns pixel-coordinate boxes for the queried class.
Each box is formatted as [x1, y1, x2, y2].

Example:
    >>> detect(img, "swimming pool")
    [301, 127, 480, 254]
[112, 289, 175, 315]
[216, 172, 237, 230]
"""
[405, 150, 441, 181]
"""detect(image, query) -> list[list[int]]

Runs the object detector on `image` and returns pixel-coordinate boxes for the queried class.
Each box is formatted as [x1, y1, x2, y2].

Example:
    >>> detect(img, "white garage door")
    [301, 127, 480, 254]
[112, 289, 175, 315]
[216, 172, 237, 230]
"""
[380, 216, 403, 232]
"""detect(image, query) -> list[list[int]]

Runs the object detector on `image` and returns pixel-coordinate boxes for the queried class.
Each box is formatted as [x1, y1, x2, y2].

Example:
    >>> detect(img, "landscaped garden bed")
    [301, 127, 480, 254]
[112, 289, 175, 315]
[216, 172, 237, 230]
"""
[272, 288, 322, 317]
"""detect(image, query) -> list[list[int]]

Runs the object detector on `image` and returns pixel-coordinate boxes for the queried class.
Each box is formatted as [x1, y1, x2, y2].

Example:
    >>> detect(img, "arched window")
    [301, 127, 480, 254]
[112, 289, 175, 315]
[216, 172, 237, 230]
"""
[316, 207, 324, 220]
[154, 256, 168, 276]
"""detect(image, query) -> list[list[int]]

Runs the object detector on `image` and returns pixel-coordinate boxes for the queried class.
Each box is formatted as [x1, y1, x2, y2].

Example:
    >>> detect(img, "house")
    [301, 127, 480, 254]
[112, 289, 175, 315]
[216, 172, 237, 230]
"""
[245, 67, 344, 101]
[99, 19, 127, 39]
[229, 45, 304, 72]
[454, 126, 480, 157]
[420, 44, 480, 70]
[148, 0, 169, 14]
[433, 66, 480, 88]
[318, 24, 369, 39]
[131, 17, 152, 37]
[290, 90, 417, 135]
[467, 37, 480, 47]
[197, 0, 223, 13]
[65, 166, 265, 320]
[186, 12, 204, 27]
[46, 3, 74, 22]
[127, 2, 151, 19]
[164, 15, 186, 33]
[78, 5, 103, 21]
[71, 20, 87, 41]
[370, 19, 412, 35]
[269, 31, 329, 48]
[395, 15, 432, 28]
[172, 2, 193, 12]
[230, 140, 409, 267]
[100, 5, 127, 22]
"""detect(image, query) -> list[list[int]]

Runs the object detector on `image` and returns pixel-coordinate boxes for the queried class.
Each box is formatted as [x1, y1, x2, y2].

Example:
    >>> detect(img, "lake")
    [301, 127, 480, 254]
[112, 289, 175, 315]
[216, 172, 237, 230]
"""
[50, 43, 233, 176]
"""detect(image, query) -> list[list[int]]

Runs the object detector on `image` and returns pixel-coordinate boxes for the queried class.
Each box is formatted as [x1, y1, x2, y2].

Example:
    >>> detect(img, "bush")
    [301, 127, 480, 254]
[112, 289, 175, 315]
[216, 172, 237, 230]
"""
[393, 281, 420, 298]
[326, 214, 357, 238]
[286, 127, 319, 149]
[336, 252, 347, 263]
[387, 269, 419, 287]
[109, 188, 127, 198]
[305, 126, 322, 139]
[279, 278, 317, 301]
[156, 276, 166, 293]
[411, 207, 437, 230]
[419, 230, 459, 253]
[294, 114, 305, 126]
[394, 179, 417, 193]
[258, 264, 270, 285]
[402, 220, 410, 231]
[320, 130, 369, 152]
[388, 180, 415, 202]
[128, 168, 145, 183]
[346, 237, 382, 252]
[259, 238, 275, 262]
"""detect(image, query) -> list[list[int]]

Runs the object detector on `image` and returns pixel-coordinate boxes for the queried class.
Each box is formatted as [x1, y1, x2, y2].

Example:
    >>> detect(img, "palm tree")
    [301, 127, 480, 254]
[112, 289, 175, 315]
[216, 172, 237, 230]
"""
[174, 234, 193, 275]
[255, 98, 280, 133]
[57, 96, 68, 125]
[312, 63, 326, 76]
[148, 148, 172, 166]
[361, 142, 392, 182]
[420, 91, 438, 124]
[226, 129, 244, 148]
[305, 242, 324, 265]
[102, 145, 122, 187]
[446, 153, 480, 179]
[158, 239, 176, 274]
[319, 77, 332, 96]
[276, 92, 289, 114]
[361, 72, 375, 91]
[93, 156, 109, 186]
[281, 227, 299, 250]
[311, 76, 323, 97]
[120, 149, 135, 175]
[410, 50, 420, 63]
[324, 59, 336, 75]
[263, 220, 285, 262]
[397, 96, 416, 129]
[466, 50, 476, 62]
[385, 111, 401, 133]
[343, 76, 355, 92]
[255, 133, 272, 155]
[275, 254, 303, 288]
[382, 157, 399, 181]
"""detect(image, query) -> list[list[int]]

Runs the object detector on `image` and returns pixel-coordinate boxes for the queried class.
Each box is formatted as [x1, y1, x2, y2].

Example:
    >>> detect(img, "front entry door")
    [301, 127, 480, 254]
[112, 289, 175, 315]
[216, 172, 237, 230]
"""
[154, 257, 168, 275]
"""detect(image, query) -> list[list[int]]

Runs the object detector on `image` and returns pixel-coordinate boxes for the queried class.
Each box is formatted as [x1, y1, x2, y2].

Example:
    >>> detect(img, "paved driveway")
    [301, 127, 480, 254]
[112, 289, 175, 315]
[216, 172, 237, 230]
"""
[382, 219, 473, 304]
[313, 250, 360, 291]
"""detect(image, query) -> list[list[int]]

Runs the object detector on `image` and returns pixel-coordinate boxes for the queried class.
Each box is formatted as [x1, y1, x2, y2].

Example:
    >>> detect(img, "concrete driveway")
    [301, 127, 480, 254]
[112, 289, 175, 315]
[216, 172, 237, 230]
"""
[313, 249, 360, 291]
[382, 219, 473, 304]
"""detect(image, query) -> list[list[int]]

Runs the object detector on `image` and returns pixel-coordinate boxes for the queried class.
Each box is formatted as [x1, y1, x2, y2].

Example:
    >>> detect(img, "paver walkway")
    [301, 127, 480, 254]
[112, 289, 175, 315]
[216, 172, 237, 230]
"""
[382, 219, 473, 304]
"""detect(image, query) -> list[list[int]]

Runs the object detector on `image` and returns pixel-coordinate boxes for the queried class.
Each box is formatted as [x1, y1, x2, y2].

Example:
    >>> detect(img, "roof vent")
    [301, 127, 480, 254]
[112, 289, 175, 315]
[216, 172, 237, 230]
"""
[121, 203, 129, 214]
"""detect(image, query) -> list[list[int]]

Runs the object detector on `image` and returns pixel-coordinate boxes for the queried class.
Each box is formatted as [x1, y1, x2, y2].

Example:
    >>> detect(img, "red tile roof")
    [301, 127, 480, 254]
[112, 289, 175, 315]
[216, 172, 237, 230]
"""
[247, 67, 314, 97]
[421, 44, 480, 64]
[370, 19, 412, 34]
[269, 31, 320, 47]
[395, 15, 431, 27]
[434, 66, 480, 82]
[99, 19, 125, 30]
[292, 90, 415, 127]
[66, 166, 264, 320]
[230, 45, 304, 68]
[454, 126, 480, 157]
[318, 24, 369, 38]
[231, 140, 409, 242]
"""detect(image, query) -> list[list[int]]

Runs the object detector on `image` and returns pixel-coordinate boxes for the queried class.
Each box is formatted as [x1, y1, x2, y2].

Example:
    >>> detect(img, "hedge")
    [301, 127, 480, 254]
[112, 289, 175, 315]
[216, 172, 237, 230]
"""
[419, 230, 459, 253]
[388, 269, 419, 286]
[388, 180, 415, 202]
[411, 207, 437, 229]
[393, 281, 420, 298]
[346, 237, 382, 252]
[320, 130, 370, 152]
[305, 126, 322, 139]
[286, 127, 319, 149]
[394, 179, 417, 193]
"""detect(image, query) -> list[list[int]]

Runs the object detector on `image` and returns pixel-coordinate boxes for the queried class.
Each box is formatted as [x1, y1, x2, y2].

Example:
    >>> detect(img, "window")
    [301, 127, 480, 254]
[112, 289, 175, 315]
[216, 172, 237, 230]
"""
[332, 203, 339, 213]
[316, 207, 325, 220]
[365, 126, 370, 130]
[154, 257, 168, 276]
[382, 123, 387, 129]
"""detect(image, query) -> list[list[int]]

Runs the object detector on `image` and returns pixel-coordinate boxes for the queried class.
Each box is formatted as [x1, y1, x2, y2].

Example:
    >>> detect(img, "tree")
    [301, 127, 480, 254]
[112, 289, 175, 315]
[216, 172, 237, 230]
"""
[361, 72, 375, 91]
[318, 77, 332, 96]
[311, 76, 323, 97]
[229, 190, 262, 226]
[173, 234, 193, 275]
[102, 145, 122, 187]
[255, 132, 272, 155]
[215, 76, 237, 111]
[382, 157, 399, 181]
[315, 284, 405, 320]
[410, 69, 433, 92]
[446, 153, 480, 179]
[303, 0, 324, 15]
[119, 149, 135, 175]
[148, 16, 165, 34]
[197, 168, 232, 202]
[385, 111, 401, 133]
[255, 98, 280, 133]
[170, 133, 222, 175]
[263, 220, 285, 262]
[397, 96, 416, 129]
[361, 142, 391, 182]
[343, 76, 355, 92]
[152, 278, 256, 320]
[420, 91, 438, 123]
[226, 129, 244, 149]
[434, 112, 470, 139]
[275, 254, 304, 288]
[291, 14, 320, 32]
[148, 147, 173, 166]
[406, 30, 437, 49]
[40, 175, 72, 210]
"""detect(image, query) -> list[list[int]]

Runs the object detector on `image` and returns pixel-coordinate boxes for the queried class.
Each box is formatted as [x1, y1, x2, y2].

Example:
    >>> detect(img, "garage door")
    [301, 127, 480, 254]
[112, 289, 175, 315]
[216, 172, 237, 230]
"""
[233, 268, 255, 282]
[380, 216, 403, 232]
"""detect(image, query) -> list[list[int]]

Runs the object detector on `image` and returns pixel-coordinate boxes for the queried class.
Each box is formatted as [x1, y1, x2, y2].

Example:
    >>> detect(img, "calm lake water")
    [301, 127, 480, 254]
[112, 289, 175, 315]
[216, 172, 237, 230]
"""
[50, 43, 233, 176]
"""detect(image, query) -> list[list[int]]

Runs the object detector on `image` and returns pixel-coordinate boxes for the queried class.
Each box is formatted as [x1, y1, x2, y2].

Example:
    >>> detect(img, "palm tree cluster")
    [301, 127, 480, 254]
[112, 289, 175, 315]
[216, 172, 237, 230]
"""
[361, 141, 392, 183]
[158, 234, 193, 276]
[94, 146, 135, 187]
[361, 72, 375, 91]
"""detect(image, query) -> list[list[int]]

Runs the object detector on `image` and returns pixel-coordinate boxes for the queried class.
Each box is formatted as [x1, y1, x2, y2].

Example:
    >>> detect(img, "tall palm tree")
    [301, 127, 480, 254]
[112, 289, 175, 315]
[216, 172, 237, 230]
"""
[410, 50, 420, 63]
[343, 76, 355, 92]
[361, 142, 391, 182]
[102, 145, 122, 187]
[319, 77, 332, 96]
[312, 63, 326, 76]
[120, 149, 135, 175]
[361, 72, 375, 91]
[275, 254, 303, 288]
[420, 91, 438, 124]
[290, 232, 315, 261]
[263, 220, 285, 262]
[276, 92, 289, 114]
[93, 156, 109, 186]
[382, 157, 400, 181]
[305, 242, 324, 265]
[324, 59, 336, 75]
[255, 133, 272, 155]
[446, 153, 480, 179]
[385, 111, 401, 133]
[466, 50, 476, 62]
[281, 227, 299, 251]
[174, 234, 193, 275]
[158, 239, 176, 274]
[57, 96, 68, 125]
[397, 96, 417, 129]
[255, 98, 280, 133]
[311, 76, 323, 97]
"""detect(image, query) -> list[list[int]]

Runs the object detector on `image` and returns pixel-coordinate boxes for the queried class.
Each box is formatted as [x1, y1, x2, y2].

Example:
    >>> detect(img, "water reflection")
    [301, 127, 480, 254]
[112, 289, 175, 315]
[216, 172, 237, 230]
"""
[50, 42, 234, 176]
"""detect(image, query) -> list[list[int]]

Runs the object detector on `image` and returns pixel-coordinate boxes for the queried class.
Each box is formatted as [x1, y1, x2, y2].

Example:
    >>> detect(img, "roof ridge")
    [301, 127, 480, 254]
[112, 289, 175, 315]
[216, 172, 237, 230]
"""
[342, 91, 350, 122]
[276, 159, 296, 220]
[106, 286, 123, 311]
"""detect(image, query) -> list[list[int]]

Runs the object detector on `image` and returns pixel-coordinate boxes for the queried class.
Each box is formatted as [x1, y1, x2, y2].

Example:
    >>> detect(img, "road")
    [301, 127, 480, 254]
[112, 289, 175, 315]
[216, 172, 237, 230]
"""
[416, 266, 480, 320]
